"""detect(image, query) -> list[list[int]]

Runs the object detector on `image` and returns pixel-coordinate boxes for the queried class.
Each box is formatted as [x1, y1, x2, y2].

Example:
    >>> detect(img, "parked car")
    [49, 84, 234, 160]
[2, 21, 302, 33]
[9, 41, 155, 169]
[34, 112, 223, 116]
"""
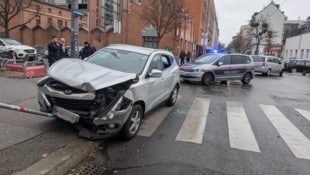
[284, 59, 310, 75]
[251, 55, 284, 76]
[0, 38, 37, 62]
[180, 53, 255, 85]
[37, 44, 180, 140]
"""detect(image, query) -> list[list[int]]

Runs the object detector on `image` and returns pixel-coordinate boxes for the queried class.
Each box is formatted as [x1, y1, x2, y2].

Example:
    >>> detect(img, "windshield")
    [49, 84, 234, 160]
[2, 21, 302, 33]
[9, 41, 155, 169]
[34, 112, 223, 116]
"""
[2, 38, 21, 45]
[195, 54, 221, 64]
[86, 48, 149, 74]
[252, 56, 265, 62]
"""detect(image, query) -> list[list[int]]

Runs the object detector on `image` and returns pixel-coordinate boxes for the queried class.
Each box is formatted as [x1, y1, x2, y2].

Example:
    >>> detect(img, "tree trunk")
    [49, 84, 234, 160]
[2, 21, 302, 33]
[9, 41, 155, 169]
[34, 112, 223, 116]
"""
[3, 27, 10, 38]
[255, 40, 260, 55]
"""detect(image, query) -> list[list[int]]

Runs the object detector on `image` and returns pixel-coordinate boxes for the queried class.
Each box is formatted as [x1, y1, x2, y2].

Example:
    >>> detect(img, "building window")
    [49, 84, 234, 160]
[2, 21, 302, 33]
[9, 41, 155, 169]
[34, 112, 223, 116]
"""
[58, 11, 62, 16]
[295, 49, 298, 58]
[57, 20, 63, 29]
[36, 16, 41, 26]
[65, 21, 68, 27]
[48, 18, 52, 26]
[285, 50, 288, 58]
[300, 49, 304, 59]
[290, 50, 292, 58]
[306, 49, 310, 59]
[48, 8, 52, 14]
[143, 36, 158, 48]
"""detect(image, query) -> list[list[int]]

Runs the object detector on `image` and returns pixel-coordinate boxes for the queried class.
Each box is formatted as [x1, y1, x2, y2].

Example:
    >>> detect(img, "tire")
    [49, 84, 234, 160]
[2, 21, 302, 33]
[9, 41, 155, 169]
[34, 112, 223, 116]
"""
[166, 85, 179, 106]
[302, 70, 307, 76]
[292, 68, 297, 73]
[121, 104, 143, 140]
[279, 70, 283, 77]
[202, 73, 214, 85]
[242, 73, 252, 84]
[266, 69, 271, 76]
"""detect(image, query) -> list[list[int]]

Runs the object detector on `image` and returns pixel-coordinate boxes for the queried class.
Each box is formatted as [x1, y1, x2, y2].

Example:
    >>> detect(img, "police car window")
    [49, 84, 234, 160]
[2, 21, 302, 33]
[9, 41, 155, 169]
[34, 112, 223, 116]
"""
[218, 55, 231, 65]
[231, 55, 245, 64]
[150, 55, 164, 71]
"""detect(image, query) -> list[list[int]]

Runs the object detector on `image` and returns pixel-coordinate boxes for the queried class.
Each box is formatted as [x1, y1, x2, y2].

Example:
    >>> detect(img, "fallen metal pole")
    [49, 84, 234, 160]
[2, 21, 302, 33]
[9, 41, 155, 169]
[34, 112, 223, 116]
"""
[0, 102, 54, 118]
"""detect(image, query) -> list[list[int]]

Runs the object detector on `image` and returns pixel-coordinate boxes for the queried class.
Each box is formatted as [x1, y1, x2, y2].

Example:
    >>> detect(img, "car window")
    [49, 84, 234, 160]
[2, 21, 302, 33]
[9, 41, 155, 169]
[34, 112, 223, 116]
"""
[1, 38, 21, 45]
[305, 61, 310, 66]
[252, 56, 265, 62]
[231, 55, 246, 64]
[86, 48, 149, 74]
[149, 55, 164, 71]
[218, 55, 231, 65]
[161, 54, 171, 69]
[0, 41, 5, 46]
[267, 57, 273, 62]
[245, 56, 252, 64]
[296, 60, 304, 66]
[195, 54, 221, 63]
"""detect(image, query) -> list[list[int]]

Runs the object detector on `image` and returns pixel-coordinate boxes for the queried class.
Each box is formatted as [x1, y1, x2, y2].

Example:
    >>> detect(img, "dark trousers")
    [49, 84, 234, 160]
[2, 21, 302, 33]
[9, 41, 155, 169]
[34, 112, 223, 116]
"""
[180, 58, 185, 65]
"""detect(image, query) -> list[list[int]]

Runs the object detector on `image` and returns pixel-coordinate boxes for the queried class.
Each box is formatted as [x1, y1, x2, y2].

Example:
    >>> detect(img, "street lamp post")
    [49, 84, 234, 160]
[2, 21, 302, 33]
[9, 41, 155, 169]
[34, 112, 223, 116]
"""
[70, 0, 79, 58]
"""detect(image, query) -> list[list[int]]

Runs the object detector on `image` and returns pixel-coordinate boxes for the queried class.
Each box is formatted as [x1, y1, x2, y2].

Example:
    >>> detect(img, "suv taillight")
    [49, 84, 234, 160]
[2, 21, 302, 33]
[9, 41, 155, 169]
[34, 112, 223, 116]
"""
[262, 62, 267, 67]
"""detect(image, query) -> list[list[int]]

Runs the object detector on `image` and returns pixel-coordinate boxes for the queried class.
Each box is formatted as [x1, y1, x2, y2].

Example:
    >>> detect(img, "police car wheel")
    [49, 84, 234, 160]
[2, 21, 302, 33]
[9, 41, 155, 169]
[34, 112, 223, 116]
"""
[242, 73, 252, 84]
[202, 73, 214, 85]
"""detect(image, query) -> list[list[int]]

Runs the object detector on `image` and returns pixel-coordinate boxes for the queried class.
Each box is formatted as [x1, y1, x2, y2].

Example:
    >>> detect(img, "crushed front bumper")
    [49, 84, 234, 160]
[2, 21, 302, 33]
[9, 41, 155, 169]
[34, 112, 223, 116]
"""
[38, 85, 133, 139]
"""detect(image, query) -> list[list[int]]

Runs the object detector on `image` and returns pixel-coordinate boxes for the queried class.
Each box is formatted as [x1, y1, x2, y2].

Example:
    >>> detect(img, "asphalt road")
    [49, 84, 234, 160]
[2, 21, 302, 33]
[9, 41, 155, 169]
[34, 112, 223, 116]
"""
[71, 73, 310, 175]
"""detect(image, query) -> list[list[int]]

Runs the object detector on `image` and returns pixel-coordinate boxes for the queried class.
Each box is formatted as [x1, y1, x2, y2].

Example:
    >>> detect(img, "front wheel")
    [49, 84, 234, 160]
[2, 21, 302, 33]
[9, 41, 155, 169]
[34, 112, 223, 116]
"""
[242, 73, 252, 84]
[202, 73, 214, 85]
[121, 104, 143, 140]
[266, 69, 271, 76]
[166, 85, 179, 106]
[279, 70, 283, 77]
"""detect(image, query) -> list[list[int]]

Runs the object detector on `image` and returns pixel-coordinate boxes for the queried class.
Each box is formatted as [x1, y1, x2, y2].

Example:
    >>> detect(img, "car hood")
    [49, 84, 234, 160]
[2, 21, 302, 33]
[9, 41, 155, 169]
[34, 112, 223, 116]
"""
[181, 62, 214, 69]
[8, 45, 36, 50]
[48, 58, 137, 92]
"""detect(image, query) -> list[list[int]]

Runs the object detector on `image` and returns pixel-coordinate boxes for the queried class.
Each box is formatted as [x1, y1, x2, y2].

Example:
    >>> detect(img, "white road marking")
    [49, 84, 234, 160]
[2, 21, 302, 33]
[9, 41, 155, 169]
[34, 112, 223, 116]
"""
[175, 98, 210, 144]
[260, 105, 310, 160]
[295, 108, 310, 122]
[138, 96, 181, 137]
[227, 101, 261, 152]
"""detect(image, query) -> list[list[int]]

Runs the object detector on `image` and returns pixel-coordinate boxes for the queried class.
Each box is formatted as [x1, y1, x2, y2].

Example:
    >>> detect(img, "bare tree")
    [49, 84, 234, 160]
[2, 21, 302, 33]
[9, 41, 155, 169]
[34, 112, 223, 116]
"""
[0, 0, 39, 38]
[141, 0, 185, 48]
[250, 21, 268, 55]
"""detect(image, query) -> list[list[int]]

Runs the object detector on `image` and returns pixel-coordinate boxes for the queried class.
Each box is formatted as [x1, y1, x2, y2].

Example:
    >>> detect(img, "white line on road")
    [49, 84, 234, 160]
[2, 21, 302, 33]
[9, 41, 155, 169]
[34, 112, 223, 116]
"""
[138, 96, 181, 137]
[260, 104, 310, 160]
[175, 98, 210, 144]
[227, 101, 261, 152]
[295, 108, 310, 122]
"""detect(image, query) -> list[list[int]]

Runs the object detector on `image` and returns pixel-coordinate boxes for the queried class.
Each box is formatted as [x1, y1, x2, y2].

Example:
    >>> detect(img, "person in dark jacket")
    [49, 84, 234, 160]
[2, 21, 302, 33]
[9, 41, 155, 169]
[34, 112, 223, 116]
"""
[47, 36, 60, 66]
[80, 41, 96, 60]
[186, 51, 191, 63]
[179, 50, 186, 65]
[59, 38, 68, 58]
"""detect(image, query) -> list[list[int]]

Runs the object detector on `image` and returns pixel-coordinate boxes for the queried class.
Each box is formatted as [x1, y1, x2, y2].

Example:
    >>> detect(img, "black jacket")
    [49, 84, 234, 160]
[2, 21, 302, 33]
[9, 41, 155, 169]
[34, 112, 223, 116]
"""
[48, 42, 60, 61]
[80, 46, 96, 59]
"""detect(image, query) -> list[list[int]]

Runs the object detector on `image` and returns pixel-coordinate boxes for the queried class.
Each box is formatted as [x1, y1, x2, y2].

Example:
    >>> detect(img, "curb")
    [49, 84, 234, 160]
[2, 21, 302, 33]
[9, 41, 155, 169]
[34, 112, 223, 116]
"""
[15, 139, 100, 175]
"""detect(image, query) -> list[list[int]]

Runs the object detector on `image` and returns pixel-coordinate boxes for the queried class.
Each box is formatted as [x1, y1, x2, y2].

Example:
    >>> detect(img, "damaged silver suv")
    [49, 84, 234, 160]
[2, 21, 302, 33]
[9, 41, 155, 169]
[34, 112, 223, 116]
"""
[37, 44, 180, 140]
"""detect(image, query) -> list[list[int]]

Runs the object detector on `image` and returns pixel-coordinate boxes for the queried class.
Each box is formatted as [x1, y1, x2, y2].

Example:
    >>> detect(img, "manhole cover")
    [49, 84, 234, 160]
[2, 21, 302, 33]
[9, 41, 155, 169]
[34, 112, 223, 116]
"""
[77, 163, 107, 175]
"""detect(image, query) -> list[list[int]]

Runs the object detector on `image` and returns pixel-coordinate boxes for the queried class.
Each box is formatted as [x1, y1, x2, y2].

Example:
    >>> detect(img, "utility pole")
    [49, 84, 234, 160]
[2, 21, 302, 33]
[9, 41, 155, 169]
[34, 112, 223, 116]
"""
[70, 0, 79, 58]
[202, 0, 210, 54]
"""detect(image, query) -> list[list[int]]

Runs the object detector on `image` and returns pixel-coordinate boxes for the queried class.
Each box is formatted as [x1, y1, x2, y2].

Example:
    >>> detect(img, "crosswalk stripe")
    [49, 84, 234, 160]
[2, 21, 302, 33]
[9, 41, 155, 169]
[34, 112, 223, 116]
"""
[138, 95, 181, 137]
[175, 98, 210, 144]
[227, 101, 261, 152]
[260, 105, 310, 160]
[295, 108, 310, 121]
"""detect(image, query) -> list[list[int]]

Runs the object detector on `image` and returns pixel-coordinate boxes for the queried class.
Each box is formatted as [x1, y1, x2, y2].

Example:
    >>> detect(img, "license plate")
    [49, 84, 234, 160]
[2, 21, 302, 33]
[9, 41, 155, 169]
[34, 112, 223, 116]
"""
[52, 106, 79, 124]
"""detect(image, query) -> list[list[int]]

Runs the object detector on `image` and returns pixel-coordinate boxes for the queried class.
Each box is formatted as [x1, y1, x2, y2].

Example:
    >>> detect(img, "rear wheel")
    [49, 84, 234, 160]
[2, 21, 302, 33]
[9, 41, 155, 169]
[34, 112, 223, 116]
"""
[266, 69, 271, 76]
[202, 73, 214, 85]
[279, 70, 283, 77]
[121, 104, 143, 140]
[242, 73, 252, 84]
[302, 70, 307, 76]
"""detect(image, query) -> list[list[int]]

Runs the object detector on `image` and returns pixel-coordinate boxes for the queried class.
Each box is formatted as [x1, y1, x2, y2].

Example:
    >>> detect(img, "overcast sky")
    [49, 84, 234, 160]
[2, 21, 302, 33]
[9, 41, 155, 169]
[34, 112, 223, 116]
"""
[216, 0, 310, 45]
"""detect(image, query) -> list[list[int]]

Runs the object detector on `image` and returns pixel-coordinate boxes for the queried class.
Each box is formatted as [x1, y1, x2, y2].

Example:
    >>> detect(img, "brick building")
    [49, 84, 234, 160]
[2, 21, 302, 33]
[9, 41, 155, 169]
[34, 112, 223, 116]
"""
[1, 0, 219, 58]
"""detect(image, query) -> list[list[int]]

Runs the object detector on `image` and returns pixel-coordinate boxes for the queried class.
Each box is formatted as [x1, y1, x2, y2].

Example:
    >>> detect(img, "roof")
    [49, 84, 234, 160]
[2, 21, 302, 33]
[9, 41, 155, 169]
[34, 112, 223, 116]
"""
[106, 44, 157, 55]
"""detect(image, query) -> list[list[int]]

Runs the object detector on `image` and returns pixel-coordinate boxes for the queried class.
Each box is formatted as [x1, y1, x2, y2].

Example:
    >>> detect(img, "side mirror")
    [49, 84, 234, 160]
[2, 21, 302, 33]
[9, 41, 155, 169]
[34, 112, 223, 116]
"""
[148, 69, 163, 78]
[218, 62, 224, 66]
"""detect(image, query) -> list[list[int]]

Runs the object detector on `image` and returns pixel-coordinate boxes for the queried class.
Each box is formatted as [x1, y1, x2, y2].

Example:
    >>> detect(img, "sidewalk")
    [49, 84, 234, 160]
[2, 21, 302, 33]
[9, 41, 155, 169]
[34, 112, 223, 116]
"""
[0, 77, 98, 175]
